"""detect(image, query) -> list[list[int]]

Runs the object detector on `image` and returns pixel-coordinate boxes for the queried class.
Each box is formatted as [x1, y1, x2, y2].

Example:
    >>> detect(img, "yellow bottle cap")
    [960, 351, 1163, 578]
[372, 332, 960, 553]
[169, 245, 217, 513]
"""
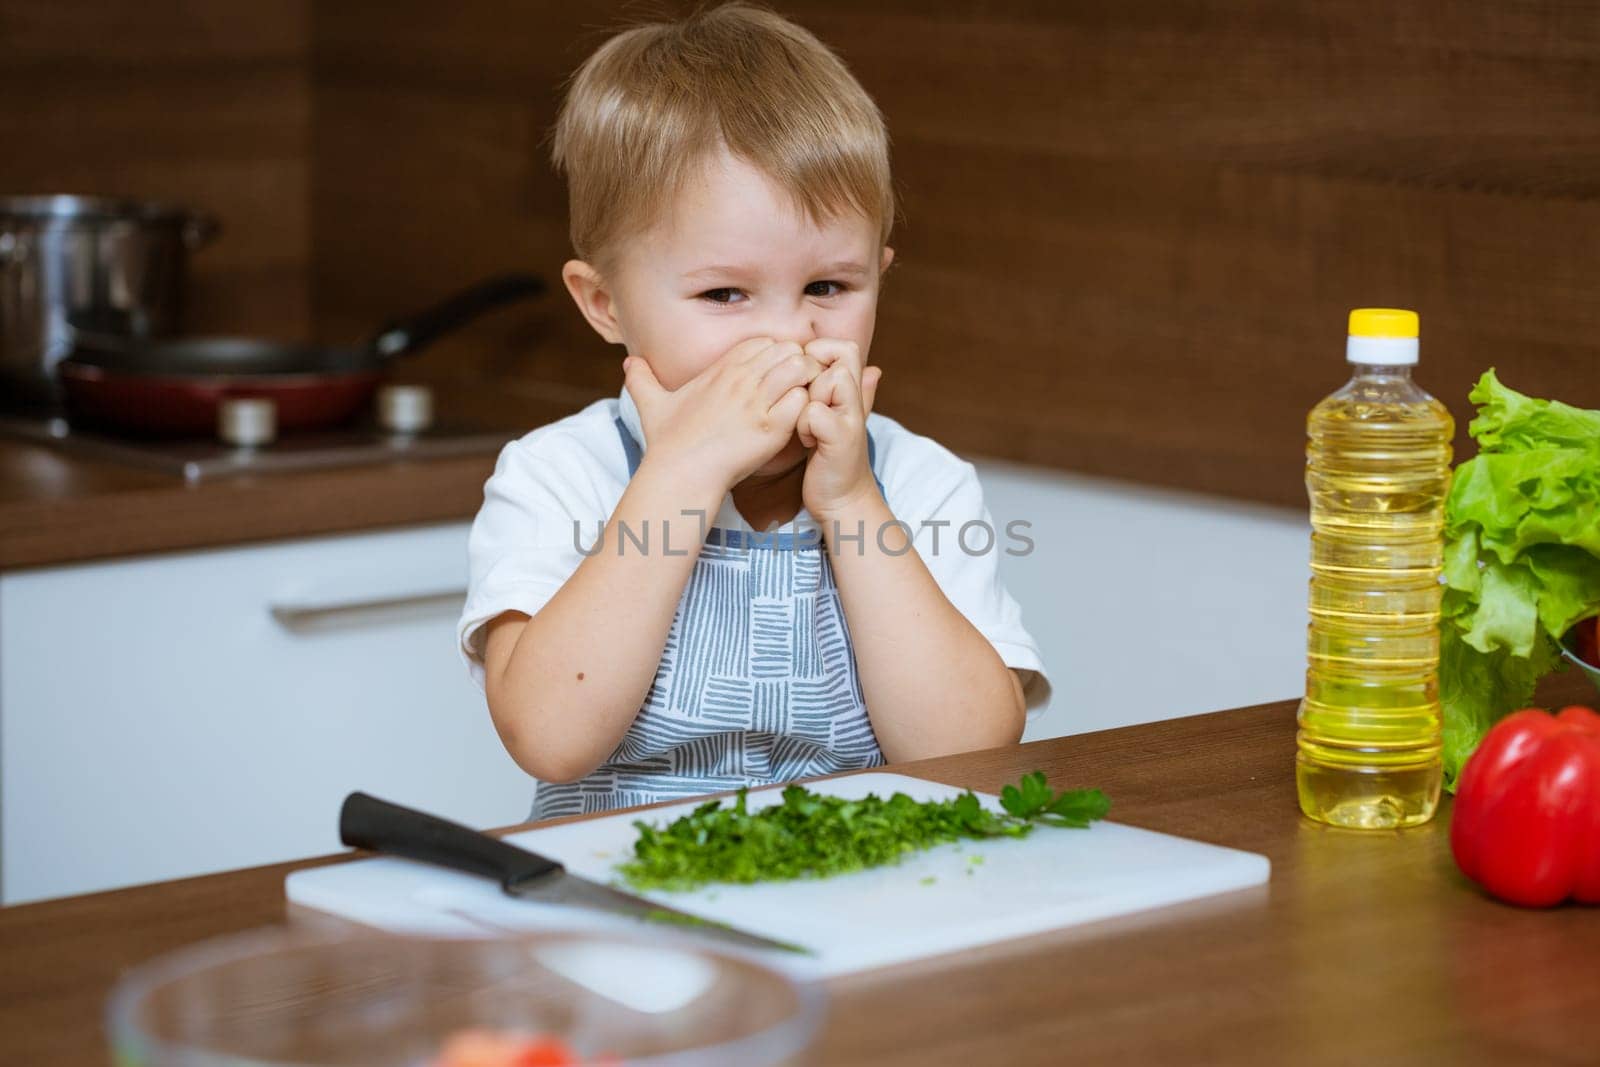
[1348, 308, 1419, 339]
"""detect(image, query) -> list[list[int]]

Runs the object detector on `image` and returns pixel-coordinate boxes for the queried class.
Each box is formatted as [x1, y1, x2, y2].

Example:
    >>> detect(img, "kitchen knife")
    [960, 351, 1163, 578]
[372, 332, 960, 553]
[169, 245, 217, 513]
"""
[338, 791, 810, 956]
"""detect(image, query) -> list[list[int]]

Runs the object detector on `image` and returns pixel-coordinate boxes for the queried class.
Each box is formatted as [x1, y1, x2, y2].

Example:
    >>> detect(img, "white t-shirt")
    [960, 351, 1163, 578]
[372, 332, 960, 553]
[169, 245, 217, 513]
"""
[458, 386, 1053, 719]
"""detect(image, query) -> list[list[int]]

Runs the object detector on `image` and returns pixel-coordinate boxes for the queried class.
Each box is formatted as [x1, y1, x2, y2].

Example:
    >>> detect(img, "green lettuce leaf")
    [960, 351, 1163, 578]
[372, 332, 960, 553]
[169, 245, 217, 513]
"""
[1440, 369, 1600, 789]
[1525, 544, 1600, 638]
[1440, 626, 1560, 792]
[1469, 369, 1600, 453]
[1454, 555, 1542, 657]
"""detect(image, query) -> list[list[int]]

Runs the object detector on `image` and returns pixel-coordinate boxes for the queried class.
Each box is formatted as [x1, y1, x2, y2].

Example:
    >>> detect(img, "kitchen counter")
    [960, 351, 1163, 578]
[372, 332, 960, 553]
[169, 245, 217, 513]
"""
[0, 438, 497, 570]
[4, 673, 1598, 1065]
[0, 389, 594, 569]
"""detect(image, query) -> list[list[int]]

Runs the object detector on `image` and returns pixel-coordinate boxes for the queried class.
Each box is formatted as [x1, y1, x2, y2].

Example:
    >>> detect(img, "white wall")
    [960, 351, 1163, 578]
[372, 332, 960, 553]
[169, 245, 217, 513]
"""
[970, 458, 1310, 741]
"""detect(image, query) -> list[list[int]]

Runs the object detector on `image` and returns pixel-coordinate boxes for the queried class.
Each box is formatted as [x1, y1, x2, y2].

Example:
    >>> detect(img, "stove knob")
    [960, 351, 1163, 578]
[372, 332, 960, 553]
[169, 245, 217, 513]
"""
[218, 397, 277, 447]
[378, 384, 434, 434]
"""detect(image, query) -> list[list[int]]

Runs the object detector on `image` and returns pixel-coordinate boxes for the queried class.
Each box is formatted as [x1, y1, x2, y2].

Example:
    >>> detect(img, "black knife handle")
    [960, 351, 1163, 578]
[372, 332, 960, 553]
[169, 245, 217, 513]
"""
[339, 792, 563, 887]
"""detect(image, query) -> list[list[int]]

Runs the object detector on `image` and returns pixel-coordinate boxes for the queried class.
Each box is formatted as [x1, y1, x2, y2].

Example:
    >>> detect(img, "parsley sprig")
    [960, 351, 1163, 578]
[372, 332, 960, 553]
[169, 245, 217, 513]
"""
[617, 772, 1110, 892]
[1000, 770, 1111, 826]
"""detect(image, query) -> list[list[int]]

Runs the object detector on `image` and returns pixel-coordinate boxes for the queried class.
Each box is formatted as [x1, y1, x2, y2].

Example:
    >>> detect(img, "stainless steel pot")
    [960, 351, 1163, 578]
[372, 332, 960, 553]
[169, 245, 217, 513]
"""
[0, 195, 218, 410]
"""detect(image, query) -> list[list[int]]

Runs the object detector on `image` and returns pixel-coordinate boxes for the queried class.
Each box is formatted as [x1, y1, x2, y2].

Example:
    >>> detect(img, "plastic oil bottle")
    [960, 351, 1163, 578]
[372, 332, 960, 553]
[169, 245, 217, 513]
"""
[1297, 308, 1455, 829]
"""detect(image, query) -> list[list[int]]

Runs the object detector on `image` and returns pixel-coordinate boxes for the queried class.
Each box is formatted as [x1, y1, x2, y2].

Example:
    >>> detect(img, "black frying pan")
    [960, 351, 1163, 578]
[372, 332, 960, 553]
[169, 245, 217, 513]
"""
[59, 273, 544, 436]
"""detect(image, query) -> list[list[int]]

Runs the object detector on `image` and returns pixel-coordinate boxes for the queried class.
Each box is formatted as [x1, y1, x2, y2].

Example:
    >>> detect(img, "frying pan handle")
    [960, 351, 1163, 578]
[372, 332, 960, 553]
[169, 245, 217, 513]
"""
[367, 273, 546, 361]
[340, 791, 564, 888]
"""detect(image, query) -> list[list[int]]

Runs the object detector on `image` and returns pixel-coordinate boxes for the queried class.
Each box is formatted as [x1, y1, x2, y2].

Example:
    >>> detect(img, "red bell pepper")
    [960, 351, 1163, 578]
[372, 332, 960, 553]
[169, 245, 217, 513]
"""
[1450, 705, 1600, 907]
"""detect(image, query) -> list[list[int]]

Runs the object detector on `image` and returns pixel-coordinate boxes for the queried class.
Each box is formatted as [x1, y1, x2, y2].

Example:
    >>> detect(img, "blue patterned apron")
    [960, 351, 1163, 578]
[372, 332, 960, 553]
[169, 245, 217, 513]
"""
[529, 419, 889, 819]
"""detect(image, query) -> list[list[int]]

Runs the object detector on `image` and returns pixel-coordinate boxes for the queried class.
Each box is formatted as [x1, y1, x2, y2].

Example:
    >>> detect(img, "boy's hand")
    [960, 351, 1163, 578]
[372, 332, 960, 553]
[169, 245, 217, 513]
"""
[624, 338, 825, 491]
[796, 338, 884, 523]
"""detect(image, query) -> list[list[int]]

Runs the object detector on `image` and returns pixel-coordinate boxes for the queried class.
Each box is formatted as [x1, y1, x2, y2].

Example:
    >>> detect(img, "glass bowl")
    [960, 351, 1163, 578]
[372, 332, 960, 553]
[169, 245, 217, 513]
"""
[1559, 624, 1600, 698]
[107, 927, 825, 1066]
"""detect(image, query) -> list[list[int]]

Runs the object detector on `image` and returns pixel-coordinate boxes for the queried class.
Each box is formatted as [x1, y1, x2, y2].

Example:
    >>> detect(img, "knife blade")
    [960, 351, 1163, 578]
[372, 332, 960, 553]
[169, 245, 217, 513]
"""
[338, 791, 811, 956]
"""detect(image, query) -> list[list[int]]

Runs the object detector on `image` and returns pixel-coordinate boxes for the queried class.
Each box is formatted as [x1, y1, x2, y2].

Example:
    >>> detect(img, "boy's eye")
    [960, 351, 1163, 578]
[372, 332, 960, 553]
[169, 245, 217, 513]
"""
[697, 281, 849, 305]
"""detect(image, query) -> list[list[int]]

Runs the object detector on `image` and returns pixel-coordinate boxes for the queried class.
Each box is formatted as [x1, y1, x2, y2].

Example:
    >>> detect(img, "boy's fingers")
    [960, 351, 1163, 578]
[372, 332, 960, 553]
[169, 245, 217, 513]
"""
[726, 336, 777, 365]
[741, 341, 807, 386]
[758, 349, 826, 407]
[770, 384, 810, 439]
[796, 400, 815, 449]
[623, 356, 667, 418]
[803, 339, 862, 380]
[734, 336, 791, 367]
[804, 399, 843, 444]
[808, 361, 863, 416]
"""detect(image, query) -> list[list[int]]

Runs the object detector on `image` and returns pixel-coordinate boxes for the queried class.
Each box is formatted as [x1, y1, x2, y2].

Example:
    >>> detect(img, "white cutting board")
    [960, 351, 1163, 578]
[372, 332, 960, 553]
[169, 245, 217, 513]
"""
[286, 773, 1269, 978]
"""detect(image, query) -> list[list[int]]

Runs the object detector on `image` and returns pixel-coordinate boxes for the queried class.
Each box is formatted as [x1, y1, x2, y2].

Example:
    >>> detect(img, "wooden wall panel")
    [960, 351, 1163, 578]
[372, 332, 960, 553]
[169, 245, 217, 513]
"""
[309, 6, 617, 412]
[0, 0, 312, 337]
[309, 1, 1600, 507]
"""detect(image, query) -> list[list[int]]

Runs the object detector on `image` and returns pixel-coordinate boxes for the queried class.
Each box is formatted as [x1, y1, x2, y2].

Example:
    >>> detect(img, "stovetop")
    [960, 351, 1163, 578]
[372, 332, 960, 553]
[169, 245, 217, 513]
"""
[0, 414, 514, 484]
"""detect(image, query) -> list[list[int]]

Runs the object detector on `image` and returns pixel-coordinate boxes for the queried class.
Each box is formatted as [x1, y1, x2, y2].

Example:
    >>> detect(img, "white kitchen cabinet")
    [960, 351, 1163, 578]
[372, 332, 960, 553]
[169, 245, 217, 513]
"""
[0, 467, 1313, 906]
[973, 460, 1310, 742]
[0, 522, 533, 905]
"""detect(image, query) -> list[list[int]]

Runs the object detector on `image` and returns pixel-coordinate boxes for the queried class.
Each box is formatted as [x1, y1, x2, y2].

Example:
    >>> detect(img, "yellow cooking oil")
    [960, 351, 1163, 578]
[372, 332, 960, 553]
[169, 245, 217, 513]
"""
[1297, 308, 1454, 829]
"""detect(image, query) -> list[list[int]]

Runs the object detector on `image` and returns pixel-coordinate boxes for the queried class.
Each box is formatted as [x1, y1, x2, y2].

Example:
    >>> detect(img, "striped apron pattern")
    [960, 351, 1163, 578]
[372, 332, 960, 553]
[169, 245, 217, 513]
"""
[529, 418, 888, 820]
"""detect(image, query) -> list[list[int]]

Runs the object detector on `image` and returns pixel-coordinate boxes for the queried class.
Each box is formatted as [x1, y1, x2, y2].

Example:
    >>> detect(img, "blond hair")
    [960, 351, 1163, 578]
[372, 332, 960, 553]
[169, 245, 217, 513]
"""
[550, 2, 895, 275]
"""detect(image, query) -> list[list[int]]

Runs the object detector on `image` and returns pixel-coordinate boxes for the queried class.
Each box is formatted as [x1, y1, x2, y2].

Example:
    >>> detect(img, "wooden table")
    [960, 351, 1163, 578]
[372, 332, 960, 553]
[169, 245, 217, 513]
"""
[4, 676, 1598, 1066]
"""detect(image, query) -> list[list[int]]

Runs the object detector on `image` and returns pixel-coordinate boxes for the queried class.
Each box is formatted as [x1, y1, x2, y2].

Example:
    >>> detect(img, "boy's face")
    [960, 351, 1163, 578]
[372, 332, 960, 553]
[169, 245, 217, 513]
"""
[565, 150, 892, 479]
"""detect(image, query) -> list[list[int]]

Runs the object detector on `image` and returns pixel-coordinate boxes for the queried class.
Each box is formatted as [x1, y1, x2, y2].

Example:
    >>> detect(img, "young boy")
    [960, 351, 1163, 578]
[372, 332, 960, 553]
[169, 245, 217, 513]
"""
[458, 2, 1051, 819]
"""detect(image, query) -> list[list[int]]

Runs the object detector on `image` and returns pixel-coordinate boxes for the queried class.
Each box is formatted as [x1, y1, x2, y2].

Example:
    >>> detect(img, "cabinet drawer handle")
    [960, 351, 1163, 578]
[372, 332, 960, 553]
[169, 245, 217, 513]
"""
[269, 587, 467, 628]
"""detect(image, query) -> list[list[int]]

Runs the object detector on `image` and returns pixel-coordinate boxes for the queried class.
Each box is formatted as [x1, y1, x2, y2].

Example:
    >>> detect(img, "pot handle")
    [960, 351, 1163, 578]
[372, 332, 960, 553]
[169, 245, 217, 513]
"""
[183, 213, 220, 249]
[366, 273, 545, 361]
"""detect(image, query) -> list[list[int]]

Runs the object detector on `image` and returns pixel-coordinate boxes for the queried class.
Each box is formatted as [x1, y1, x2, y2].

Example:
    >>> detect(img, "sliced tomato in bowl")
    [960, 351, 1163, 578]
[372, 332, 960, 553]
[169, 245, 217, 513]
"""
[432, 1030, 595, 1067]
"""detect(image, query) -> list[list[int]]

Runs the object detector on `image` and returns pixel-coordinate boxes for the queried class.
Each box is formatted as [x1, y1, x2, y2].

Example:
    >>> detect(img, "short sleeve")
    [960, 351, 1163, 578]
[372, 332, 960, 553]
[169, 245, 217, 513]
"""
[457, 431, 613, 691]
[905, 459, 1054, 720]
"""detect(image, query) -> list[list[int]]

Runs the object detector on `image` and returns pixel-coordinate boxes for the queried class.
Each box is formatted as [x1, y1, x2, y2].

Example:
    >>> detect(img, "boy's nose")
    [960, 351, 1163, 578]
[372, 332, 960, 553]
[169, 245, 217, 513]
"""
[754, 313, 818, 346]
